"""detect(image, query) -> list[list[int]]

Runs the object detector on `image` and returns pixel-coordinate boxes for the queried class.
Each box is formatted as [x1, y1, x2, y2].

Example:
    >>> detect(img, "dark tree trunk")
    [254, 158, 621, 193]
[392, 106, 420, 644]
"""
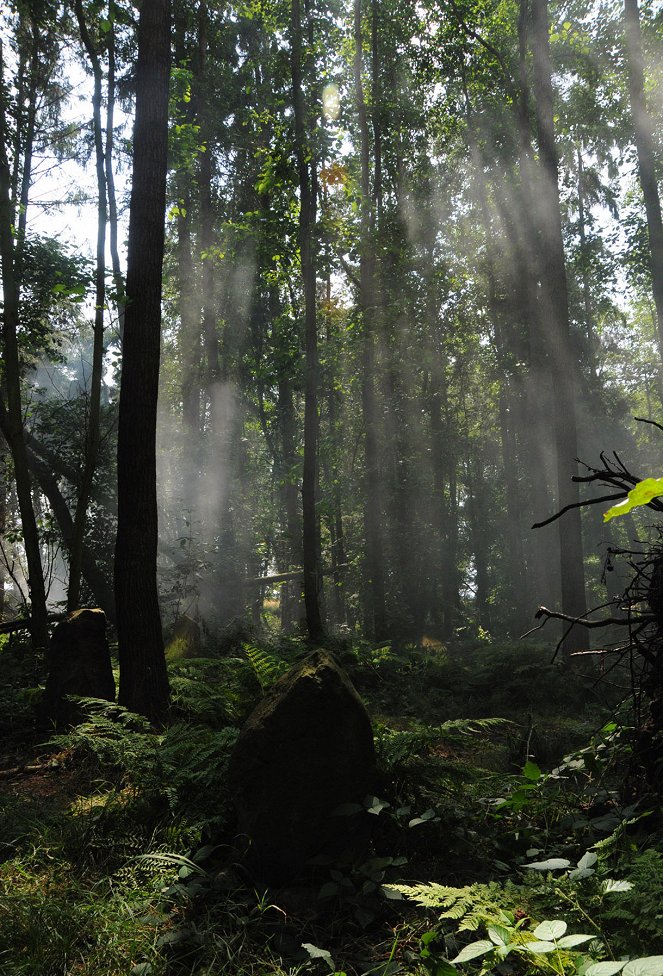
[0, 39, 48, 651]
[354, 0, 386, 640]
[291, 0, 324, 641]
[114, 0, 171, 722]
[531, 0, 586, 656]
[624, 0, 663, 368]
[69, 0, 107, 614]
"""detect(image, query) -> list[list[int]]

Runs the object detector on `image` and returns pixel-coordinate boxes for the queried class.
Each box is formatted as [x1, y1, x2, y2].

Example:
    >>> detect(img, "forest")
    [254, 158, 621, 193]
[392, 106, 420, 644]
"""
[2, 0, 663, 972]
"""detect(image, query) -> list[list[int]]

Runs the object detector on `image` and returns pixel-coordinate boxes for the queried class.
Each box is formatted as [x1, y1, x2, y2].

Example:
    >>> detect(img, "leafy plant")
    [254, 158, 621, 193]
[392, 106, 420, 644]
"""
[244, 642, 289, 691]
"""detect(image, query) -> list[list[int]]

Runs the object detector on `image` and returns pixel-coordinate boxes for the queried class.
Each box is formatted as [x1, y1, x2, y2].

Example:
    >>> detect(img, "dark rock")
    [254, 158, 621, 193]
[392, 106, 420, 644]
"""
[165, 614, 201, 660]
[228, 649, 376, 883]
[42, 608, 115, 728]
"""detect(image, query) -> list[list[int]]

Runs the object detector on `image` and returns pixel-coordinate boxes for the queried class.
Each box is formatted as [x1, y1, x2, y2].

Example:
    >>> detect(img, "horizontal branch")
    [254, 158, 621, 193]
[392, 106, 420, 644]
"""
[532, 492, 626, 529]
[0, 612, 66, 635]
[534, 605, 651, 628]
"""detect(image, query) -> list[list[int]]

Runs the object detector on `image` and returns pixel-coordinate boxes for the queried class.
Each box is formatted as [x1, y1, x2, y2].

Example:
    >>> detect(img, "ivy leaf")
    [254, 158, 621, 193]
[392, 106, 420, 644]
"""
[603, 479, 663, 522]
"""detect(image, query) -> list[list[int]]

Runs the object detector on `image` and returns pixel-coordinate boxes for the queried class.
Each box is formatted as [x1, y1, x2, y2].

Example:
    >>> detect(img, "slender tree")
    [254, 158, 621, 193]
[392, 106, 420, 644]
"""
[114, 0, 171, 721]
[624, 0, 663, 369]
[291, 0, 324, 640]
[0, 36, 48, 650]
[68, 0, 107, 613]
[530, 0, 587, 653]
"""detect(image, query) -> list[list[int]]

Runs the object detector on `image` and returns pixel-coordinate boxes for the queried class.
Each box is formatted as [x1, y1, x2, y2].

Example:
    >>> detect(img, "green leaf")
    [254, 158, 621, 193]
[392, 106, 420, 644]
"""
[302, 943, 336, 971]
[524, 858, 571, 871]
[409, 808, 437, 827]
[577, 851, 598, 870]
[433, 964, 458, 976]
[525, 941, 557, 954]
[488, 925, 510, 947]
[623, 958, 663, 976]
[533, 920, 567, 941]
[557, 935, 594, 948]
[604, 479, 663, 522]
[523, 760, 542, 781]
[585, 964, 627, 976]
[365, 796, 390, 815]
[450, 941, 494, 964]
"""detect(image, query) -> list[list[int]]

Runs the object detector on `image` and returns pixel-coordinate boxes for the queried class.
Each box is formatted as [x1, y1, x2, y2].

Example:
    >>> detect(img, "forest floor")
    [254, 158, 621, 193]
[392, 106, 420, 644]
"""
[0, 631, 662, 976]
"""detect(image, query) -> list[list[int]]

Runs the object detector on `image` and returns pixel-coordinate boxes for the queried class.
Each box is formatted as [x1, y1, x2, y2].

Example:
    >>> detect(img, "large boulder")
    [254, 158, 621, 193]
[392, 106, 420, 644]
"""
[42, 608, 115, 728]
[228, 649, 376, 883]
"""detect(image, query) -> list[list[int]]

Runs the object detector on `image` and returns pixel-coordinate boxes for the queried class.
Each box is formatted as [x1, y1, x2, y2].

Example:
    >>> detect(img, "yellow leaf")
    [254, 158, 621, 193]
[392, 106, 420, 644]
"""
[603, 478, 663, 522]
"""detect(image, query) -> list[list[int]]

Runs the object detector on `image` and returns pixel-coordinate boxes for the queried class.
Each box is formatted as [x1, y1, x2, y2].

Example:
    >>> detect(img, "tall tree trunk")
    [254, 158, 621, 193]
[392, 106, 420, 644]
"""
[69, 0, 107, 613]
[0, 39, 48, 650]
[354, 0, 386, 640]
[114, 0, 171, 722]
[624, 0, 663, 369]
[105, 0, 126, 340]
[531, 0, 586, 655]
[291, 0, 323, 640]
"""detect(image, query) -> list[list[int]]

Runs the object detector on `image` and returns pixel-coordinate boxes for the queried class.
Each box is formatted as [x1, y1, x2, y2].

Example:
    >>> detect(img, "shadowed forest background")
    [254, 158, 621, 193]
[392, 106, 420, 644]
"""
[2, 0, 663, 973]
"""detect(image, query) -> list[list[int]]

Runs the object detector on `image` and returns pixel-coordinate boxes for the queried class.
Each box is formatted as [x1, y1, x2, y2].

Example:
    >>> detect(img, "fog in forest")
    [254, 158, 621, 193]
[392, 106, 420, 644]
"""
[3, 0, 663, 655]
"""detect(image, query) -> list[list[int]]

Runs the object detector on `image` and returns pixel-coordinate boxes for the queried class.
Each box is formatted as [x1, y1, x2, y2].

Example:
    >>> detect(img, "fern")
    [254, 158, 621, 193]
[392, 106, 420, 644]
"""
[384, 881, 511, 932]
[244, 642, 289, 691]
[376, 717, 512, 770]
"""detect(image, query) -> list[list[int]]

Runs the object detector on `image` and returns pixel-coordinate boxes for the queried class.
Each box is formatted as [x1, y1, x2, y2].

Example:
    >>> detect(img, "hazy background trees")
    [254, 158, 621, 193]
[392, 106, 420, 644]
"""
[2, 0, 663, 684]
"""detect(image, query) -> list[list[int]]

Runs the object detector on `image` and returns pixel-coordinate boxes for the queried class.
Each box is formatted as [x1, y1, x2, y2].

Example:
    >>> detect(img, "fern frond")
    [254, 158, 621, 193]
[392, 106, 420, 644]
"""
[376, 717, 513, 769]
[244, 643, 289, 691]
[384, 881, 511, 931]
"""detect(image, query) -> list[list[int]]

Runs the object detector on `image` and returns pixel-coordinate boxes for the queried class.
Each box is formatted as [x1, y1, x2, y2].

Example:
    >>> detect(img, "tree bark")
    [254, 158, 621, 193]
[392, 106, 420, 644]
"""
[291, 0, 324, 640]
[0, 38, 49, 650]
[354, 0, 386, 640]
[624, 0, 663, 368]
[69, 0, 107, 613]
[530, 0, 587, 656]
[114, 0, 171, 722]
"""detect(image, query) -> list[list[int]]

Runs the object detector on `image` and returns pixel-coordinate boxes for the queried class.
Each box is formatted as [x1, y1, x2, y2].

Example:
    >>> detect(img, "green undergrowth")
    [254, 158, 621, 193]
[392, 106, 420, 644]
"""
[0, 633, 659, 976]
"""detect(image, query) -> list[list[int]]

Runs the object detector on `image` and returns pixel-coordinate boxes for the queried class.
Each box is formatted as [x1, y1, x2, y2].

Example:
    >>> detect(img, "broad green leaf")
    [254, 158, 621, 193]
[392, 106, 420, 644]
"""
[450, 940, 494, 963]
[488, 925, 510, 947]
[577, 851, 598, 870]
[533, 920, 567, 941]
[585, 963, 627, 976]
[623, 958, 663, 976]
[523, 760, 542, 781]
[570, 867, 596, 880]
[557, 934, 594, 948]
[524, 858, 571, 871]
[365, 796, 390, 815]
[604, 479, 663, 522]
[302, 943, 336, 971]
[433, 963, 458, 976]
[525, 941, 557, 954]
